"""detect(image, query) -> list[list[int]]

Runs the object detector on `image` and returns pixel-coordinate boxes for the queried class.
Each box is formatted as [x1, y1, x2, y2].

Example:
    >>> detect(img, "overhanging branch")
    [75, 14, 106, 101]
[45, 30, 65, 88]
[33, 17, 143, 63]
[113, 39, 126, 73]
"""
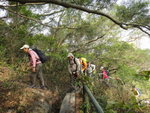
[7, 0, 127, 29]
[137, 26, 150, 36]
[71, 35, 105, 53]
[40, 9, 65, 16]
[0, 3, 46, 7]
[0, 5, 77, 29]
[4, 0, 150, 35]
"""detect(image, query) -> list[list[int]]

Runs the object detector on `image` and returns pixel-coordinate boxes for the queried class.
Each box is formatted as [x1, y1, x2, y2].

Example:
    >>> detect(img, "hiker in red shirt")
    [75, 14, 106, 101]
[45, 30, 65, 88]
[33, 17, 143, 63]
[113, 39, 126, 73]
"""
[99, 67, 109, 80]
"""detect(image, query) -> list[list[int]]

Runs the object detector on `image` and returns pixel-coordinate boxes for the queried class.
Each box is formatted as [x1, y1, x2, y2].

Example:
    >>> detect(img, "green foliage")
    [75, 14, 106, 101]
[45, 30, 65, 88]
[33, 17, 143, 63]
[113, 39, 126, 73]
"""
[138, 71, 150, 80]
[0, 1, 150, 112]
[116, 65, 136, 80]
[115, 0, 150, 24]
[106, 95, 141, 113]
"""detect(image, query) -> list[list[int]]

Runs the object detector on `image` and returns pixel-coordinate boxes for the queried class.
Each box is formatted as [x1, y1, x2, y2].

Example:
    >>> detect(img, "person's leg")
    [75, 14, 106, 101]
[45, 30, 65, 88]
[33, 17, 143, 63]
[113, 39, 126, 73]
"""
[72, 74, 76, 87]
[83, 70, 86, 75]
[89, 73, 92, 77]
[70, 73, 78, 90]
[37, 64, 45, 88]
[104, 78, 110, 87]
[29, 71, 37, 87]
[29, 72, 33, 85]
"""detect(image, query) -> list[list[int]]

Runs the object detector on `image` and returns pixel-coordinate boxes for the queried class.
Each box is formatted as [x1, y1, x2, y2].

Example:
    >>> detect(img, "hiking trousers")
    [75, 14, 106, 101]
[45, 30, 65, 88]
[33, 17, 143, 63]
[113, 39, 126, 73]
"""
[30, 63, 45, 87]
[70, 72, 79, 88]
[87, 73, 93, 77]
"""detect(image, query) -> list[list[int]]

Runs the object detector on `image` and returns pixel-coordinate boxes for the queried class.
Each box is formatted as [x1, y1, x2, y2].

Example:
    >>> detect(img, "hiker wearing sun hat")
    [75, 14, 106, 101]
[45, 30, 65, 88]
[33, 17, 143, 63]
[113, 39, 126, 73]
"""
[67, 53, 82, 88]
[20, 44, 46, 89]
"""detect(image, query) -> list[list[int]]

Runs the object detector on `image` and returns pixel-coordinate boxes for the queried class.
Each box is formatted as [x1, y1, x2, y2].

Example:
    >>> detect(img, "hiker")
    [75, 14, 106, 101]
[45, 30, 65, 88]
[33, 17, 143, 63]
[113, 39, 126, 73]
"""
[67, 53, 81, 87]
[85, 62, 96, 77]
[79, 57, 87, 74]
[99, 67, 109, 81]
[20, 44, 46, 89]
[131, 86, 141, 97]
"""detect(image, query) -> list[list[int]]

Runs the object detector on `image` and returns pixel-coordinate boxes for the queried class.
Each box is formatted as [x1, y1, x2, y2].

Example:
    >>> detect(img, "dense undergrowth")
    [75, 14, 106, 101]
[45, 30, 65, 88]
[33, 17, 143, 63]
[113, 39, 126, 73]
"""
[1, 40, 150, 113]
[0, 1, 150, 112]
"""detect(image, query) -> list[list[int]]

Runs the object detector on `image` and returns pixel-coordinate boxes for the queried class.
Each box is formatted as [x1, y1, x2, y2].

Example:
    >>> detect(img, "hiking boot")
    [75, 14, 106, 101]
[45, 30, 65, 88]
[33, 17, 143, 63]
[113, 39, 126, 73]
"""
[29, 85, 36, 88]
[67, 87, 75, 93]
[40, 86, 47, 90]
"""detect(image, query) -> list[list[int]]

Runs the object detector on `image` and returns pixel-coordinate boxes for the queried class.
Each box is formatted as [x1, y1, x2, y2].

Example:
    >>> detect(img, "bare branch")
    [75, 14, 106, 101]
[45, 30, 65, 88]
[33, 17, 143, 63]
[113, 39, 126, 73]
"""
[0, 5, 77, 29]
[7, 0, 127, 29]
[71, 35, 105, 53]
[137, 26, 150, 37]
[71, 24, 115, 53]
[40, 9, 65, 16]
[1, 3, 46, 7]
[3, 0, 150, 35]
[85, 35, 105, 45]
[125, 23, 150, 31]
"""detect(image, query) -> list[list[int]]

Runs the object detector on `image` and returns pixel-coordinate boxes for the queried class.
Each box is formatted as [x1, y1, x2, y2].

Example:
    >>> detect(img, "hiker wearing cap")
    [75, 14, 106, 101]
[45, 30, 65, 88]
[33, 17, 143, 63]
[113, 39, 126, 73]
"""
[85, 62, 96, 77]
[20, 44, 46, 89]
[99, 67, 109, 80]
[67, 53, 81, 87]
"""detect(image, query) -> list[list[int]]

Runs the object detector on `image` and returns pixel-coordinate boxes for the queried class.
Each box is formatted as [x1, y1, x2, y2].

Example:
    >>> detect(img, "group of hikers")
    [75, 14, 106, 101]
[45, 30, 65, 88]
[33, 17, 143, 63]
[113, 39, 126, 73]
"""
[67, 52, 110, 87]
[19, 44, 150, 107]
[20, 44, 110, 90]
[20, 44, 142, 98]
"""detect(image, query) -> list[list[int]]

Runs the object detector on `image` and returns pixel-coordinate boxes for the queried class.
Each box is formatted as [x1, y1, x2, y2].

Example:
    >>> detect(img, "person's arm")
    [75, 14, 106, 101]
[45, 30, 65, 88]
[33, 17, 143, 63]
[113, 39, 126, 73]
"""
[91, 64, 96, 72]
[29, 51, 37, 69]
[75, 58, 81, 73]
[68, 65, 72, 75]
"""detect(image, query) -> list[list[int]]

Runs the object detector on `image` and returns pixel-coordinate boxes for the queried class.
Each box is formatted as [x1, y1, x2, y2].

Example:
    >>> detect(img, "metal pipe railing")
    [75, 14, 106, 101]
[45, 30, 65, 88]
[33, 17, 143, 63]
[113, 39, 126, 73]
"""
[83, 85, 104, 113]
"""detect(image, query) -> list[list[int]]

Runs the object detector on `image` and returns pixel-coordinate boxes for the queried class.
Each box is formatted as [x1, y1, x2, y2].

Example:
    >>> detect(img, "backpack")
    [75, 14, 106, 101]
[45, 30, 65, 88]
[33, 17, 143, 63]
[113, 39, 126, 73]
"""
[81, 57, 87, 64]
[32, 48, 47, 63]
[136, 88, 142, 96]
[106, 70, 110, 76]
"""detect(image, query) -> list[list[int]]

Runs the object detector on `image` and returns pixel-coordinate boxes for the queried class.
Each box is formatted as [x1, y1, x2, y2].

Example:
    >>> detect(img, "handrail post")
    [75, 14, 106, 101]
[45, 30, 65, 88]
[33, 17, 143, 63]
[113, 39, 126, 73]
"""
[83, 86, 87, 113]
[83, 85, 104, 113]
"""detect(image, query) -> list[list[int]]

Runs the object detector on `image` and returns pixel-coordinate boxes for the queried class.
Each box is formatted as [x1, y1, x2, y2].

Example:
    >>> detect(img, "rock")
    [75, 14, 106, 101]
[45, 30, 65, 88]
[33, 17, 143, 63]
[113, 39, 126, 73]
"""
[59, 92, 76, 113]
[24, 89, 53, 113]
[28, 101, 52, 113]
